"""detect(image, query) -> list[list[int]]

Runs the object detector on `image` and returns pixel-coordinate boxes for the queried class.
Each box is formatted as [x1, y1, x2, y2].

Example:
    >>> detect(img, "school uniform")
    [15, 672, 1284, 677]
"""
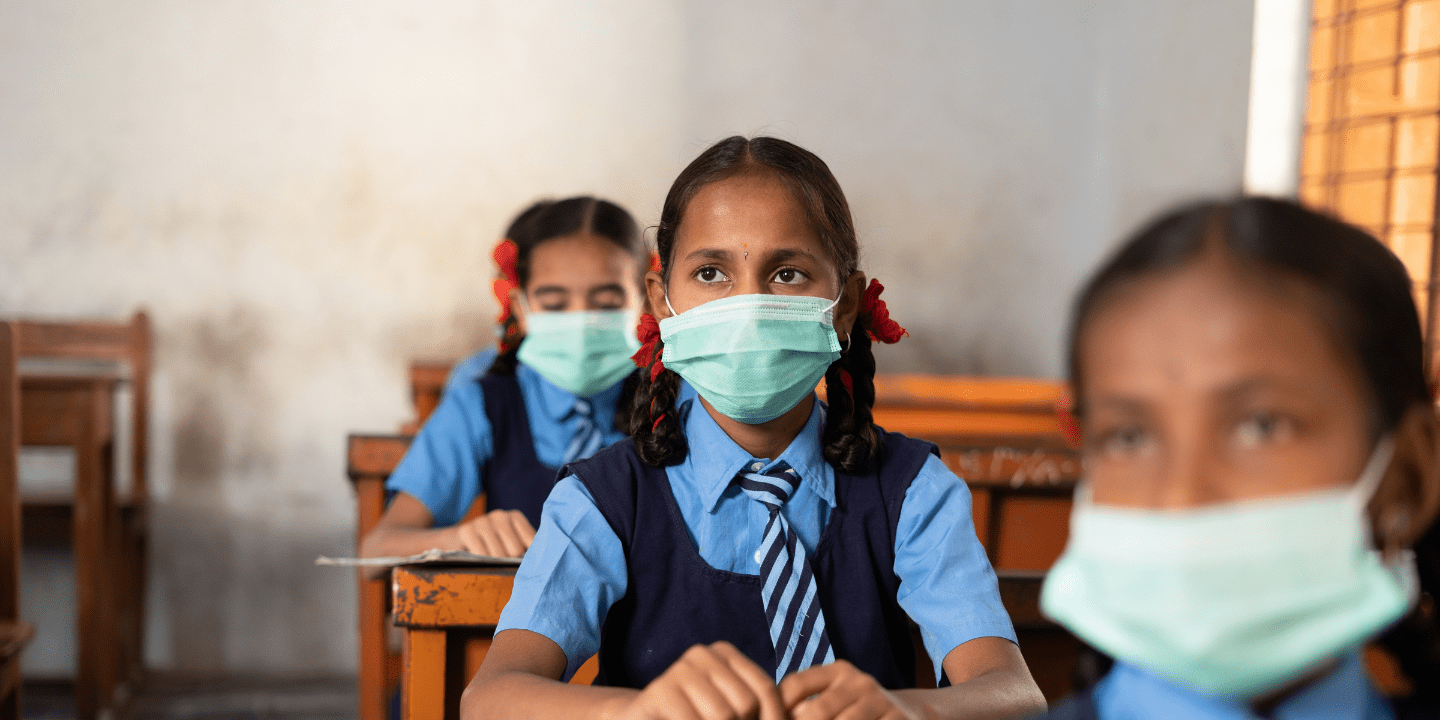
[443, 348, 498, 395]
[495, 395, 1016, 685]
[1041, 653, 1402, 720]
[386, 360, 630, 528]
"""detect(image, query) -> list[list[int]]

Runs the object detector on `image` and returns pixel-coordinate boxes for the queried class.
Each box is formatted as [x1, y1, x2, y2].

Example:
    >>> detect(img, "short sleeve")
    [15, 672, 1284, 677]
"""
[443, 348, 499, 395]
[893, 454, 1017, 681]
[495, 474, 628, 679]
[384, 380, 494, 527]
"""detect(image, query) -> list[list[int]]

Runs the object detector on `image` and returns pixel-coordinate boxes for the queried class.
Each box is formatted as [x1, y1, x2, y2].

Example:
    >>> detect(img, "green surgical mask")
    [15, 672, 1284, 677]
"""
[659, 293, 841, 425]
[516, 307, 640, 397]
[1040, 438, 1417, 699]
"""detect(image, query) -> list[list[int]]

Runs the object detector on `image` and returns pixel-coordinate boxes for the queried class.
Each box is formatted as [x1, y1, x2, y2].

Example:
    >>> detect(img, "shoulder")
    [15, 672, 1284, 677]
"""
[560, 439, 648, 543]
[870, 429, 941, 509]
[444, 348, 499, 391]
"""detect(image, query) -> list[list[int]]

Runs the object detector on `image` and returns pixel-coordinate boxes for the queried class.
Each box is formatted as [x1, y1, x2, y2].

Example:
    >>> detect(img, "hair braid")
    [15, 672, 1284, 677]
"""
[822, 317, 880, 473]
[628, 346, 688, 466]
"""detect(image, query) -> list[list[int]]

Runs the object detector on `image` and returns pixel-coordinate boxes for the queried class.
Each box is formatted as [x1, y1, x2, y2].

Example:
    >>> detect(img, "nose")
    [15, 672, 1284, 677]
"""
[1154, 432, 1224, 509]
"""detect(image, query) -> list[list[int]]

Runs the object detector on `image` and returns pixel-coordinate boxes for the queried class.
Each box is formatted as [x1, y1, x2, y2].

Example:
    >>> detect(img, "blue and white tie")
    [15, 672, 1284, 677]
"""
[562, 398, 604, 465]
[736, 462, 835, 680]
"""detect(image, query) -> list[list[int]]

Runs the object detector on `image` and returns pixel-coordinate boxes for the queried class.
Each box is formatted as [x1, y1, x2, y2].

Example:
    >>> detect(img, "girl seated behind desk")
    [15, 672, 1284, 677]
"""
[1038, 198, 1440, 718]
[464, 136, 1046, 720]
[361, 197, 649, 566]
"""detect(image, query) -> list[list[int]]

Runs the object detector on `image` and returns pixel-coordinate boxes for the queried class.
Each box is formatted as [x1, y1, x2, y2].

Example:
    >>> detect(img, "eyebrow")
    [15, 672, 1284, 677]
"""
[680, 247, 823, 265]
[530, 286, 569, 298]
[586, 283, 627, 299]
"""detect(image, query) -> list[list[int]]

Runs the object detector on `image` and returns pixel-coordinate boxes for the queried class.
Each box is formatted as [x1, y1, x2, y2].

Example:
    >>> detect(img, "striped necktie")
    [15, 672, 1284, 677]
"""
[562, 398, 604, 465]
[736, 462, 835, 680]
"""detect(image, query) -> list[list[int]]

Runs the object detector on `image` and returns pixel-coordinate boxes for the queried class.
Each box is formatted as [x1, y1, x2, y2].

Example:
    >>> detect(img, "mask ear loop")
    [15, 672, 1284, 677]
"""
[1352, 435, 1396, 508]
[838, 331, 850, 354]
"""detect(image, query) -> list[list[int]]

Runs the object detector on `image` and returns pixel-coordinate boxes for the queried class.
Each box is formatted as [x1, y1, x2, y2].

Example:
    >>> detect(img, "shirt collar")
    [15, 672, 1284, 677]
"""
[1100, 652, 1383, 720]
[679, 395, 836, 513]
[516, 363, 625, 430]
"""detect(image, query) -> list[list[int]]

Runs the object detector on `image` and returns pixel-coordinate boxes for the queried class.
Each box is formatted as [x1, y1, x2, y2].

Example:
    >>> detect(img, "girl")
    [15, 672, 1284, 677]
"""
[1038, 198, 1440, 718]
[464, 136, 1047, 720]
[361, 196, 649, 565]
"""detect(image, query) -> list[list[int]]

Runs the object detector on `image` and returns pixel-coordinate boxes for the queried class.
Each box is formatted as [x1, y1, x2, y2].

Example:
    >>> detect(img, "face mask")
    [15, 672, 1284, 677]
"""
[516, 305, 641, 397]
[659, 293, 841, 425]
[1040, 438, 1417, 700]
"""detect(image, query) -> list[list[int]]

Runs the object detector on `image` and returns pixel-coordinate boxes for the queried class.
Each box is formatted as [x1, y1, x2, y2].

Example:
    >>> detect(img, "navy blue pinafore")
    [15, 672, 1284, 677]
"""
[477, 374, 562, 529]
[563, 431, 939, 689]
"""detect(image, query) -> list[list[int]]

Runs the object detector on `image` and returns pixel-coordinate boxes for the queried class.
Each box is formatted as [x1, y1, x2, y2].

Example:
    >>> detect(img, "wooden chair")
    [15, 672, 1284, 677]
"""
[13, 311, 151, 718]
[401, 362, 453, 434]
[349, 434, 414, 720]
[0, 324, 36, 720]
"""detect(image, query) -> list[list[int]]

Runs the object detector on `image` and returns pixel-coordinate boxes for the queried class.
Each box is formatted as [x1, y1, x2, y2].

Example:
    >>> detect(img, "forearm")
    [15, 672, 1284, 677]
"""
[894, 668, 1047, 720]
[358, 524, 461, 579]
[461, 669, 636, 720]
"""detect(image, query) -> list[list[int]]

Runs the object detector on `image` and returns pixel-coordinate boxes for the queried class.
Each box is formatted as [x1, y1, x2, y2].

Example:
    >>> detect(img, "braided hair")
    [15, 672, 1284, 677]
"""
[485, 196, 646, 430]
[629, 136, 885, 473]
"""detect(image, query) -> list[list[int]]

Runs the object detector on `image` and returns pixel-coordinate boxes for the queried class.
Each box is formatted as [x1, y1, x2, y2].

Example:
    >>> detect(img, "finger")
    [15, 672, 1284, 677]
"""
[711, 642, 785, 720]
[701, 660, 764, 720]
[509, 511, 537, 546]
[467, 518, 506, 557]
[779, 663, 843, 708]
[674, 645, 756, 720]
[455, 524, 486, 555]
[485, 511, 525, 557]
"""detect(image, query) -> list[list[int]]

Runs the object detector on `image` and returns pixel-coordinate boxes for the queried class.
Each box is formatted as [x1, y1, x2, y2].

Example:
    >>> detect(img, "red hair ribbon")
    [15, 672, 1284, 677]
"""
[649, 252, 663, 274]
[632, 313, 665, 381]
[1056, 390, 1082, 448]
[492, 239, 519, 321]
[492, 239, 521, 350]
[861, 279, 908, 344]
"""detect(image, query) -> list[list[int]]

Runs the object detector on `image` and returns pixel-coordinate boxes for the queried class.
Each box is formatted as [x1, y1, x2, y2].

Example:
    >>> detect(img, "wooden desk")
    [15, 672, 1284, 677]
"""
[19, 373, 123, 720]
[390, 565, 514, 720]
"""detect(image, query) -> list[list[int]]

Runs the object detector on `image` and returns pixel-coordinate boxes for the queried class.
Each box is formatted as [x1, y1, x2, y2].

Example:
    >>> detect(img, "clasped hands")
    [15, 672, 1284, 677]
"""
[614, 641, 933, 720]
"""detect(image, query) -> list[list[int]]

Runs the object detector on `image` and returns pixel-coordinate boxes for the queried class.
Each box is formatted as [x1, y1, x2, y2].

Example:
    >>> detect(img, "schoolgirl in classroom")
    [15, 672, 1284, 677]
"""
[360, 197, 650, 566]
[1036, 198, 1440, 719]
[462, 135, 1049, 720]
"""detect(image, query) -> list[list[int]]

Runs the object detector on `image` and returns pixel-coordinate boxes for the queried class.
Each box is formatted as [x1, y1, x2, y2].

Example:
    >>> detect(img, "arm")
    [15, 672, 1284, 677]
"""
[781, 637, 1045, 720]
[358, 492, 534, 580]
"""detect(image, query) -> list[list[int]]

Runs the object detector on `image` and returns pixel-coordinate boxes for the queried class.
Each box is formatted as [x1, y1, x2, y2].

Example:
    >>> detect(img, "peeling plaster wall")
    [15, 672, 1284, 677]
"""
[0, 1, 1252, 674]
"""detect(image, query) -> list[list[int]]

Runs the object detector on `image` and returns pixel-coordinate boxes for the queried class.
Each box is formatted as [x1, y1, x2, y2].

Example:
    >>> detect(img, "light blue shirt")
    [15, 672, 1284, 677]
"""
[444, 348, 499, 395]
[386, 360, 629, 527]
[497, 396, 1017, 680]
[1093, 653, 1394, 720]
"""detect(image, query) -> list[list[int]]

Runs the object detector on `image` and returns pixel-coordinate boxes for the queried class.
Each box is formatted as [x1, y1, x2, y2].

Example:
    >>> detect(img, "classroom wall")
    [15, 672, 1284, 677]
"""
[0, 1, 1254, 674]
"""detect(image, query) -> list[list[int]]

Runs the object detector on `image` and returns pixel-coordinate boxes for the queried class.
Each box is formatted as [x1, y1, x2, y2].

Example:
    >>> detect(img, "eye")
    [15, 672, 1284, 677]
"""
[772, 267, 807, 285]
[1234, 412, 1290, 448]
[538, 302, 567, 313]
[695, 266, 729, 283]
[1097, 424, 1150, 458]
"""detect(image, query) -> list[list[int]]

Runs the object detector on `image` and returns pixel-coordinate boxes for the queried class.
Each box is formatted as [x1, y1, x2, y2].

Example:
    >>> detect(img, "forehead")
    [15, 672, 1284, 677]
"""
[675, 172, 820, 250]
[527, 232, 636, 282]
[1079, 257, 1360, 399]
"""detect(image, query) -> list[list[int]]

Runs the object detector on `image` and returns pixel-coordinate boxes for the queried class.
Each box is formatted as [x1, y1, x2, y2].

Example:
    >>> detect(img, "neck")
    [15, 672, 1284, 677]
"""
[699, 394, 815, 461]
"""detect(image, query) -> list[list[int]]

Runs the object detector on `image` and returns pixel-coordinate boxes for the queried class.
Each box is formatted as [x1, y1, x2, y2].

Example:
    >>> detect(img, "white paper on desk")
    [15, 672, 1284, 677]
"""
[314, 548, 523, 568]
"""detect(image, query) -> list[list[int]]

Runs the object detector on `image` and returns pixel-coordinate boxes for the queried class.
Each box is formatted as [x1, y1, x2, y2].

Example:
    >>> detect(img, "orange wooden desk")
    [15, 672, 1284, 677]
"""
[390, 565, 515, 720]
[19, 373, 124, 720]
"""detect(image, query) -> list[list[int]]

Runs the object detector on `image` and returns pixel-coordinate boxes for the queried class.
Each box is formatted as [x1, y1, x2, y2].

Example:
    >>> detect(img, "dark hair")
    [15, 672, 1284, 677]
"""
[488, 196, 643, 375]
[629, 135, 881, 473]
[1068, 196, 1439, 700]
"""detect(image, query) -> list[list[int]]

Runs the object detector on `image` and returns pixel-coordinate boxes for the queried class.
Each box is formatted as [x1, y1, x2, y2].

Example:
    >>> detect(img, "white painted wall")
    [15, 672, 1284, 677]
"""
[0, 0, 1254, 674]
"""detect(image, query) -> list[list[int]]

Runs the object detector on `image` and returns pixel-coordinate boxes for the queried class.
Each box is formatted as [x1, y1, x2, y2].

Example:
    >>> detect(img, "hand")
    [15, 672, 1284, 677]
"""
[613, 642, 787, 720]
[456, 509, 535, 557]
[781, 661, 931, 720]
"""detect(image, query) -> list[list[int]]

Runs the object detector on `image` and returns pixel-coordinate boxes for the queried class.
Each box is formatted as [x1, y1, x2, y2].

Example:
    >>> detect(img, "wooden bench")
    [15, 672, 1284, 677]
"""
[1, 324, 38, 720]
[11, 313, 151, 720]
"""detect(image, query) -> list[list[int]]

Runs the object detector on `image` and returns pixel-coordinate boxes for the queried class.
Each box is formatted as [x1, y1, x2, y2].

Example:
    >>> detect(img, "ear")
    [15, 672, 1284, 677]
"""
[508, 287, 529, 336]
[645, 270, 671, 320]
[1371, 402, 1440, 556]
[832, 272, 867, 343]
